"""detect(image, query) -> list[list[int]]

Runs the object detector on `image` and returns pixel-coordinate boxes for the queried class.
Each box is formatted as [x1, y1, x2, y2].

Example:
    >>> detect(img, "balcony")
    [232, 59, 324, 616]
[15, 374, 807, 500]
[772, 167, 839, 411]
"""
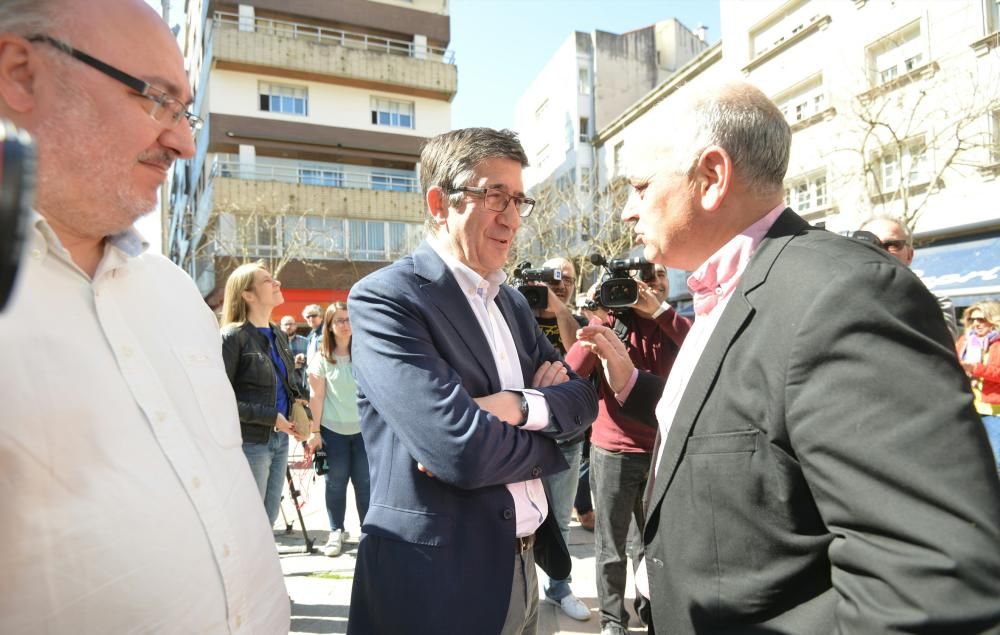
[211, 159, 425, 222]
[211, 12, 457, 101]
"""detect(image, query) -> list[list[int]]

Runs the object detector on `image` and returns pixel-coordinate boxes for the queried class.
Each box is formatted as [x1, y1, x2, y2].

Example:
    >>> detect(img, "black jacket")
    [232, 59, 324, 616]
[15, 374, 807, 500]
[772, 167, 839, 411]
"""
[221, 321, 304, 444]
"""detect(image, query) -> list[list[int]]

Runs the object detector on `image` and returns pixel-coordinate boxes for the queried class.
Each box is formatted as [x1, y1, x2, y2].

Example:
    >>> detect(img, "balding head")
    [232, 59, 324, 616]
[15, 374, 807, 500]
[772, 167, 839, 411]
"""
[860, 216, 914, 265]
[0, 0, 194, 266]
[630, 81, 791, 198]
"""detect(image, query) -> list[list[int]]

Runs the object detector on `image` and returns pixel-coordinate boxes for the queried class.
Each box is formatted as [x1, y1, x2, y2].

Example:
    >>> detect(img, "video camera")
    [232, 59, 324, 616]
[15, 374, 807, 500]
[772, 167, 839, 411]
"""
[584, 253, 656, 310]
[0, 120, 35, 313]
[512, 261, 562, 310]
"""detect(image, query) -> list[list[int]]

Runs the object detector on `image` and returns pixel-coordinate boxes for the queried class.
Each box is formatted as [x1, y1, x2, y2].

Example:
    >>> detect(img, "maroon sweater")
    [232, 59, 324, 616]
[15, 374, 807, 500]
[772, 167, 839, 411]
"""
[565, 308, 691, 453]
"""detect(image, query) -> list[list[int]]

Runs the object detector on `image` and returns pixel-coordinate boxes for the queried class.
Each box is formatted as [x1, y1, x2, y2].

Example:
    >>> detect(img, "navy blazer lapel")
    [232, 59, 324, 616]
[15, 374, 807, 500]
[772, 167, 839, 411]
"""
[412, 241, 501, 390]
[645, 209, 804, 517]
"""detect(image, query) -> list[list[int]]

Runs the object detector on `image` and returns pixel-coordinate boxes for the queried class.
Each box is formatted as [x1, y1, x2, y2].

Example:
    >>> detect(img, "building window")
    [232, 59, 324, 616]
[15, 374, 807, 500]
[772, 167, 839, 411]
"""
[300, 168, 343, 187]
[613, 141, 625, 177]
[987, 0, 1000, 35]
[867, 21, 924, 87]
[580, 167, 591, 192]
[371, 97, 414, 129]
[579, 117, 590, 142]
[536, 144, 550, 168]
[784, 172, 830, 213]
[578, 66, 591, 95]
[259, 82, 308, 116]
[749, 0, 824, 58]
[776, 75, 826, 125]
[283, 216, 346, 259]
[875, 141, 930, 192]
[991, 110, 1000, 164]
[349, 219, 385, 261]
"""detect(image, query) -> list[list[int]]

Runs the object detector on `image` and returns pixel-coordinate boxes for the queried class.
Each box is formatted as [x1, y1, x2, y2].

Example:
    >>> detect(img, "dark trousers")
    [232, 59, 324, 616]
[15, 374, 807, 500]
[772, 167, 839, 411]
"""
[575, 436, 593, 514]
[590, 445, 650, 629]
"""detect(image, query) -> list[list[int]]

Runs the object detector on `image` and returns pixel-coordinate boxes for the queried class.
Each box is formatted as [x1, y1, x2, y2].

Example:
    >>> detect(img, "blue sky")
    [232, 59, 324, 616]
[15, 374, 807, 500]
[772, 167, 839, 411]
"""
[449, 0, 721, 130]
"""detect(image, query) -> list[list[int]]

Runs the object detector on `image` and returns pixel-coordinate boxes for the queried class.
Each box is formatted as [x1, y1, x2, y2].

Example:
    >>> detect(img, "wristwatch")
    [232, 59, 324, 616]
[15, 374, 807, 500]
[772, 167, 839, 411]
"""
[507, 390, 529, 427]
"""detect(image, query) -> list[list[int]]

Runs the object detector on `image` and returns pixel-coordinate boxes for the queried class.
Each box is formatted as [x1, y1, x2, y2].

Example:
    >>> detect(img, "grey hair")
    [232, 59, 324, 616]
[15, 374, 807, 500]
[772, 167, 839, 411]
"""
[665, 83, 791, 196]
[420, 128, 528, 234]
[859, 214, 913, 245]
[0, 0, 60, 36]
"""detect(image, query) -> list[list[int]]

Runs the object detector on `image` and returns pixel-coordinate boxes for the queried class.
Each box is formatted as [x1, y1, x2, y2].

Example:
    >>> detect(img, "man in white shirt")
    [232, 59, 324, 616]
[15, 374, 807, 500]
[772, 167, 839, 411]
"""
[0, 1, 289, 632]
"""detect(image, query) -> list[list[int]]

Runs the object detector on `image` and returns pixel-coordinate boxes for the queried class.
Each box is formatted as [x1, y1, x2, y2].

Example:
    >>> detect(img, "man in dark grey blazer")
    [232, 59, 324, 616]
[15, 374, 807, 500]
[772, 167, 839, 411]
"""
[578, 82, 1000, 634]
[348, 128, 598, 634]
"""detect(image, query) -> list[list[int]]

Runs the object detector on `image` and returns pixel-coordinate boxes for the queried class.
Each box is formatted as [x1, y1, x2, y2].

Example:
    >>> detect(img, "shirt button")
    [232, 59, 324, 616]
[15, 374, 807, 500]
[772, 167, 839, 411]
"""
[235, 614, 242, 628]
[121, 345, 134, 358]
[155, 411, 167, 423]
[223, 544, 231, 558]
[31, 249, 42, 259]
[191, 476, 201, 489]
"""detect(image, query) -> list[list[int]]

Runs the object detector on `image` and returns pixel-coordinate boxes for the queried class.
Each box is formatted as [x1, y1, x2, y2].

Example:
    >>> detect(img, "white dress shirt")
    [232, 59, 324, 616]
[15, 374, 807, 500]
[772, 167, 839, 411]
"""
[429, 239, 549, 537]
[0, 214, 289, 633]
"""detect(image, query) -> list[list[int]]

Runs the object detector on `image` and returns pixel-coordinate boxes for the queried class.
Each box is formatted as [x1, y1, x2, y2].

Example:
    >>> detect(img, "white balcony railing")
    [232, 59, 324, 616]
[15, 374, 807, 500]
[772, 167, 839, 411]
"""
[216, 159, 420, 193]
[214, 11, 455, 64]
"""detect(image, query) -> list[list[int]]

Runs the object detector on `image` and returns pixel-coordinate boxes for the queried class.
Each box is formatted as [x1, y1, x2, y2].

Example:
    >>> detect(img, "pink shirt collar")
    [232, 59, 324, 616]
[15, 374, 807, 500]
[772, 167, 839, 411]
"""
[688, 204, 787, 317]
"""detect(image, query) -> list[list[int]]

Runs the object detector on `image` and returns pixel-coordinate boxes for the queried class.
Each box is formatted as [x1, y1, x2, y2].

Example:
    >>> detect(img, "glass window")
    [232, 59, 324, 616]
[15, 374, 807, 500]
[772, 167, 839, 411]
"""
[579, 116, 589, 142]
[907, 145, 928, 183]
[370, 97, 415, 129]
[815, 176, 827, 208]
[796, 183, 810, 209]
[881, 154, 899, 191]
[578, 67, 591, 95]
[349, 219, 386, 261]
[259, 82, 308, 116]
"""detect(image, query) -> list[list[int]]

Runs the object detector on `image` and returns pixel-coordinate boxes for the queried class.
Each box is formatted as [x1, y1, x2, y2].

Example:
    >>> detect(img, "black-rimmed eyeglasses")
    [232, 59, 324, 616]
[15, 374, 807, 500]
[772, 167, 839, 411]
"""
[27, 34, 203, 132]
[449, 186, 535, 218]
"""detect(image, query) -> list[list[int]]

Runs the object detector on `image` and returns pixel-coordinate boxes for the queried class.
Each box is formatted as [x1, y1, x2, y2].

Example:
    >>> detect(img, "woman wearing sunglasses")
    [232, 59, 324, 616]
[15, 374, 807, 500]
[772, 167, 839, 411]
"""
[957, 301, 1000, 473]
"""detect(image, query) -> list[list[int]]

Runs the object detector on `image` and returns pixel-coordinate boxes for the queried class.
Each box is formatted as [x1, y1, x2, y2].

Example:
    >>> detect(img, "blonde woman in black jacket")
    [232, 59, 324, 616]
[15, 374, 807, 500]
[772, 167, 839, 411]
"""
[221, 262, 306, 526]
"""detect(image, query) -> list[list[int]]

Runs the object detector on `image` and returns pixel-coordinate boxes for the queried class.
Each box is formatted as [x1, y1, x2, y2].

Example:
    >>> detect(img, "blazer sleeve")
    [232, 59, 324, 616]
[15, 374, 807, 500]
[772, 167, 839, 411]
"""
[504, 288, 598, 442]
[618, 371, 664, 429]
[784, 260, 1000, 632]
[349, 274, 583, 490]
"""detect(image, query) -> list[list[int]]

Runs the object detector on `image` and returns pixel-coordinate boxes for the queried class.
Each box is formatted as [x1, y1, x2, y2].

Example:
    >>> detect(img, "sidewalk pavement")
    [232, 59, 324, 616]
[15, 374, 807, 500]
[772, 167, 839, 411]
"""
[275, 476, 646, 634]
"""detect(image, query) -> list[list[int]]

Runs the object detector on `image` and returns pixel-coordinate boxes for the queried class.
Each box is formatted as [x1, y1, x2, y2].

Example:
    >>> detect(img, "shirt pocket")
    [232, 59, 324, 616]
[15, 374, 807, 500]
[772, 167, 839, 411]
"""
[172, 344, 243, 449]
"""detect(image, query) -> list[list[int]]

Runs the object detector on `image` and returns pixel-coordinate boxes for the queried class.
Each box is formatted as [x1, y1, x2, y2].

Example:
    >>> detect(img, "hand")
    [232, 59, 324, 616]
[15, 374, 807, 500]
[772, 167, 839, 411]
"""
[532, 360, 569, 388]
[632, 281, 661, 318]
[275, 412, 305, 442]
[303, 431, 322, 460]
[294, 353, 306, 369]
[576, 325, 636, 393]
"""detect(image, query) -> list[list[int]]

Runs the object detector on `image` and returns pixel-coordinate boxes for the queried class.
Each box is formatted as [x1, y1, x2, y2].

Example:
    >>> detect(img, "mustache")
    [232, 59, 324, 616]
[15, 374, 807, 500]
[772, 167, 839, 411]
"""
[137, 150, 176, 169]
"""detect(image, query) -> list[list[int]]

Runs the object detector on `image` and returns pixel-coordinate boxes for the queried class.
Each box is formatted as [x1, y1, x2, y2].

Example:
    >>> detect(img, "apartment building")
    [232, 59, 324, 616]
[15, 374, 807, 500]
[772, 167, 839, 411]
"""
[592, 0, 1000, 311]
[511, 21, 708, 272]
[722, 0, 1000, 309]
[166, 0, 455, 315]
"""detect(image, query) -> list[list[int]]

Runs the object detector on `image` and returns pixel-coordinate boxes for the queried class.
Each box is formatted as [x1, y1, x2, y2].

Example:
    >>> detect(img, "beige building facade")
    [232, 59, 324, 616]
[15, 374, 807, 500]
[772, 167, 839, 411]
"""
[166, 0, 455, 313]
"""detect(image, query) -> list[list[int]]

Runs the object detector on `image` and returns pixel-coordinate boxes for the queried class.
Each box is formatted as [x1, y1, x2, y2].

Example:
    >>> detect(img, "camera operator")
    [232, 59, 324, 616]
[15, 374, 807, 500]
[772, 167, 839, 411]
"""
[528, 255, 593, 621]
[533, 257, 587, 355]
[566, 263, 690, 635]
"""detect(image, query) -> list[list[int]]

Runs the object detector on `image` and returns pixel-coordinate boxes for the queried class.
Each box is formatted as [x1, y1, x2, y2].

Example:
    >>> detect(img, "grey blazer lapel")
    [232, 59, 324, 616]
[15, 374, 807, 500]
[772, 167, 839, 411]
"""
[412, 241, 502, 391]
[645, 209, 803, 515]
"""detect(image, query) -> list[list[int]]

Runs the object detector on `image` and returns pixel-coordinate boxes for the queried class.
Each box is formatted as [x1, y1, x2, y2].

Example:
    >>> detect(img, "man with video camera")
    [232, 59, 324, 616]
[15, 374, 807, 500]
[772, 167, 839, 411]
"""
[566, 261, 690, 635]
[519, 255, 593, 621]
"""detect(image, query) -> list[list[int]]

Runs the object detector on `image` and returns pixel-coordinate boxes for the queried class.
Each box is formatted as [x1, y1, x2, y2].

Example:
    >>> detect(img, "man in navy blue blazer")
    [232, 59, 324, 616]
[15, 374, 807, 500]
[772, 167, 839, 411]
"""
[347, 128, 598, 635]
